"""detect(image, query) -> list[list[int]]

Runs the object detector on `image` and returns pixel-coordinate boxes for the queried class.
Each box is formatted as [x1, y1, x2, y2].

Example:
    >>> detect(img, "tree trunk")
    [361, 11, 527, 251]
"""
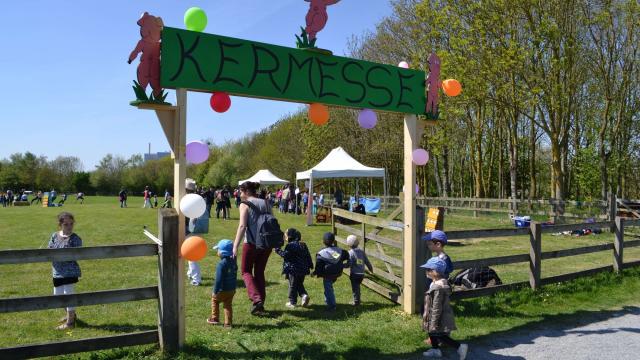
[442, 146, 451, 197]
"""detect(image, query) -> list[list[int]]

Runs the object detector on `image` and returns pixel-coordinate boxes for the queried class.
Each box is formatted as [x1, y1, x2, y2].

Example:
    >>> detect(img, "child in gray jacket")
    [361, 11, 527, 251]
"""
[421, 257, 468, 359]
[345, 234, 373, 305]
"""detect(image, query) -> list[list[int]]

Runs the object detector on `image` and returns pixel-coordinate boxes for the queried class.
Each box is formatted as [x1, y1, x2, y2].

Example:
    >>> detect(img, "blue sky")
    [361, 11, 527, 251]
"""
[0, 0, 393, 169]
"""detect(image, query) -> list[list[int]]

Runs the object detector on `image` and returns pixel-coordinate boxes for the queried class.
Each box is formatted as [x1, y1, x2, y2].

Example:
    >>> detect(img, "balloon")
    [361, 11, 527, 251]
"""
[180, 193, 206, 218]
[186, 141, 209, 164]
[308, 103, 329, 125]
[358, 109, 377, 129]
[442, 79, 462, 97]
[412, 148, 429, 165]
[210, 92, 231, 113]
[181, 236, 207, 261]
[398, 61, 409, 69]
[402, 184, 420, 194]
[184, 7, 207, 32]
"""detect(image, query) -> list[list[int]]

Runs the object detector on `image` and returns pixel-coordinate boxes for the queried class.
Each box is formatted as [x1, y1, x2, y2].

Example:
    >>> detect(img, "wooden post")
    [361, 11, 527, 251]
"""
[173, 88, 187, 347]
[331, 206, 337, 235]
[608, 192, 617, 221]
[402, 114, 419, 313]
[529, 222, 542, 290]
[414, 205, 427, 313]
[157, 209, 179, 352]
[613, 217, 624, 273]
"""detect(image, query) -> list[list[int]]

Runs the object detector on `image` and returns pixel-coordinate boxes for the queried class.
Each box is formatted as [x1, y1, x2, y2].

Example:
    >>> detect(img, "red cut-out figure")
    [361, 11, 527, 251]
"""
[305, 0, 341, 41]
[128, 12, 164, 98]
[425, 52, 441, 117]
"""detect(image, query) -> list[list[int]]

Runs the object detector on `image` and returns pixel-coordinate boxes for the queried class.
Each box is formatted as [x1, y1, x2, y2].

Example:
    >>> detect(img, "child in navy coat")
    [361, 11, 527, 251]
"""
[275, 228, 314, 308]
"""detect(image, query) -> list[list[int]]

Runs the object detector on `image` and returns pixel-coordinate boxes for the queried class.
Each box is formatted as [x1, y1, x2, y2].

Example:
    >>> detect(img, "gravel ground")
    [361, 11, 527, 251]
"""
[421, 305, 640, 360]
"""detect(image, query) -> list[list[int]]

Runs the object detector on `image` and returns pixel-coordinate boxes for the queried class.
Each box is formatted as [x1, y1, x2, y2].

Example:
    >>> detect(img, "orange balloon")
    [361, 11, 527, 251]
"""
[308, 103, 329, 125]
[442, 79, 462, 97]
[181, 236, 207, 261]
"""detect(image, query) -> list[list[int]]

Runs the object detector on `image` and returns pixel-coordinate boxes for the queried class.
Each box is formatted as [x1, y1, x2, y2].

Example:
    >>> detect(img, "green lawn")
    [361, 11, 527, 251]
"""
[0, 196, 639, 359]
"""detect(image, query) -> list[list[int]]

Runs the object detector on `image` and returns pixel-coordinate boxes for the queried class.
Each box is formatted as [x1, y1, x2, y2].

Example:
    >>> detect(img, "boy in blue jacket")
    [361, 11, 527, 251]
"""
[312, 232, 350, 311]
[207, 239, 237, 328]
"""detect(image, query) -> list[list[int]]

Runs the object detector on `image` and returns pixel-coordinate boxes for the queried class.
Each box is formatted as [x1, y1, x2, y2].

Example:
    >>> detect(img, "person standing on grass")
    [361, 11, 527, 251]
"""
[207, 239, 237, 328]
[58, 193, 67, 206]
[232, 181, 272, 315]
[185, 179, 209, 286]
[345, 234, 373, 306]
[76, 192, 85, 204]
[31, 191, 43, 205]
[312, 232, 349, 312]
[224, 186, 232, 219]
[48, 212, 83, 330]
[275, 228, 313, 308]
[421, 257, 468, 359]
[142, 186, 151, 208]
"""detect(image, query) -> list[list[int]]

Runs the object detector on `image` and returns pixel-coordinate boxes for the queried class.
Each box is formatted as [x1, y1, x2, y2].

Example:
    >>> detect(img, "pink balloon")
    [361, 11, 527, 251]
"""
[398, 61, 409, 69]
[412, 149, 429, 165]
[358, 109, 377, 129]
[186, 141, 209, 164]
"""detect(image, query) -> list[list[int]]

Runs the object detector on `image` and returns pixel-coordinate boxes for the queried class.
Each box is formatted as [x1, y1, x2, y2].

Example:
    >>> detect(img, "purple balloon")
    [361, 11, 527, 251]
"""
[415, 183, 420, 194]
[358, 109, 377, 129]
[186, 141, 209, 164]
[412, 148, 429, 165]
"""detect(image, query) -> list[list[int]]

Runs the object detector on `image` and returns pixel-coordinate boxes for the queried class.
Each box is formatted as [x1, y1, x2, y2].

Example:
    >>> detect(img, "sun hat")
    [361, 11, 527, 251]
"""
[212, 239, 233, 257]
[346, 234, 359, 248]
[422, 230, 447, 244]
[185, 178, 196, 191]
[419, 257, 447, 275]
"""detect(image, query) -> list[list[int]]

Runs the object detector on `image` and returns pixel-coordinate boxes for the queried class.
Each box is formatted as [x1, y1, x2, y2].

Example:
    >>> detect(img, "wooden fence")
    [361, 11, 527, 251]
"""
[332, 207, 640, 312]
[0, 209, 180, 359]
[376, 195, 618, 222]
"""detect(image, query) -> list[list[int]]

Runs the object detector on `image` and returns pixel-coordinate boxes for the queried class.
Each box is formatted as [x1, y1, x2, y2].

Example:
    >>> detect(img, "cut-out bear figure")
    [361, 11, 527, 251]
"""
[305, 0, 340, 41]
[425, 52, 441, 117]
[128, 12, 164, 98]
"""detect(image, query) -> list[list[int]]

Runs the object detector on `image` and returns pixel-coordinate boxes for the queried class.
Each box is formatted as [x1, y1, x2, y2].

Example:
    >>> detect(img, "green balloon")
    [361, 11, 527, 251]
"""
[184, 7, 207, 32]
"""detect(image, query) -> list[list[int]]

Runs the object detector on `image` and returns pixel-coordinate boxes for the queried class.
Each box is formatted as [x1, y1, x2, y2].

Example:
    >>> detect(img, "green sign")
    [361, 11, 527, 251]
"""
[160, 27, 427, 115]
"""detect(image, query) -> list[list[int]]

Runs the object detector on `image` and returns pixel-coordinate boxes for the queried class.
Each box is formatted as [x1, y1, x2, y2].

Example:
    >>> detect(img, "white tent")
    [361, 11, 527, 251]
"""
[296, 147, 386, 225]
[238, 169, 289, 185]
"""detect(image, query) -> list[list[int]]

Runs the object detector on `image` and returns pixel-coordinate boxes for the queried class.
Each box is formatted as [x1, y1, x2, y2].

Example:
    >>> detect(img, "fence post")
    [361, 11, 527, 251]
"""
[157, 208, 180, 352]
[529, 222, 542, 290]
[414, 206, 427, 313]
[608, 193, 617, 221]
[613, 217, 624, 273]
[331, 206, 336, 236]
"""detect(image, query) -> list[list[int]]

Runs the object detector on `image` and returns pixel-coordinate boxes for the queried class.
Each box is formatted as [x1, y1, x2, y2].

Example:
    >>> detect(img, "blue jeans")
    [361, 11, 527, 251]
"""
[323, 279, 336, 309]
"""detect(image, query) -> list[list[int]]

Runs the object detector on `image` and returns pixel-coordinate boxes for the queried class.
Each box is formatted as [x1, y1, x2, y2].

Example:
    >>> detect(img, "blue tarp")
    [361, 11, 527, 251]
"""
[349, 197, 381, 214]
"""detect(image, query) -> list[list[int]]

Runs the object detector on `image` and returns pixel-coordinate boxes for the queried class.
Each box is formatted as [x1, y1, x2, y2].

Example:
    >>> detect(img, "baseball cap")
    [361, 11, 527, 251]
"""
[323, 232, 335, 242]
[213, 239, 233, 257]
[419, 257, 447, 275]
[422, 230, 447, 244]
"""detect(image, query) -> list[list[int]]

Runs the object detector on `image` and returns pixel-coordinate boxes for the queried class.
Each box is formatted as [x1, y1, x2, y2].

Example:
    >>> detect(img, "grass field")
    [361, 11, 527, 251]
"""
[1, 196, 639, 359]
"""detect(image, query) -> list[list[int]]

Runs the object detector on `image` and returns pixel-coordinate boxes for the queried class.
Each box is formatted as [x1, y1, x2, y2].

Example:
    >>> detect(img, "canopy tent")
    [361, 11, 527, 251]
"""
[238, 169, 289, 185]
[295, 147, 386, 225]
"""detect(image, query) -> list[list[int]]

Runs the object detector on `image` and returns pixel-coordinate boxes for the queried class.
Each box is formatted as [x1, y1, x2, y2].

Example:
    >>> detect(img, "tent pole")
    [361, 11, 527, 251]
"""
[306, 175, 313, 226]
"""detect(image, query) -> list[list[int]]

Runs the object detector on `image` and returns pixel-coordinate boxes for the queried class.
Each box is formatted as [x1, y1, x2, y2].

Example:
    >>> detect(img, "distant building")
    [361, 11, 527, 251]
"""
[144, 152, 171, 162]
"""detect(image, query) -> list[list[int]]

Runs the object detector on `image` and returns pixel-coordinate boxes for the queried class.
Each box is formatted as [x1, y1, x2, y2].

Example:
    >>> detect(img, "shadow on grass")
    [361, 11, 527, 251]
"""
[75, 319, 156, 333]
[181, 342, 421, 360]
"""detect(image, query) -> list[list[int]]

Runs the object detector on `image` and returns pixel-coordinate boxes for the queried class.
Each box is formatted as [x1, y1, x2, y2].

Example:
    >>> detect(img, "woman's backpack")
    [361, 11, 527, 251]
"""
[242, 200, 284, 249]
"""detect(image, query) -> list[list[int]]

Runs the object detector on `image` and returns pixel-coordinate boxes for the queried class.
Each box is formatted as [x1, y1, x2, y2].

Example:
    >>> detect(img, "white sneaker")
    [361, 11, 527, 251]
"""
[422, 348, 442, 358]
[285, 302, 296, 308]
[457, 344, 468, 360]
[301, 294, 310, 307]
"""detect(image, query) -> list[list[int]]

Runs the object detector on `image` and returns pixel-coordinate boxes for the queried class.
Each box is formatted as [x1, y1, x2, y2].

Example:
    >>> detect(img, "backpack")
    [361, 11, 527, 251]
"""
[451, 267, 502, 289]
[242, 200, 284, 249]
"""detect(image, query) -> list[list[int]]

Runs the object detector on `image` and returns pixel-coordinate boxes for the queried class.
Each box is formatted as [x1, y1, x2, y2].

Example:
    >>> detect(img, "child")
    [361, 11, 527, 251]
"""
[207, 239, 237, 328]
[345, 234, 373, 306]
[275, 228, 314, 308]
[153, 194, 158, 208]
[48, 212, 82, 330]
[421, 257, 468, 359]
[422, 230, 454, 288]
[312, 232, 349, 311]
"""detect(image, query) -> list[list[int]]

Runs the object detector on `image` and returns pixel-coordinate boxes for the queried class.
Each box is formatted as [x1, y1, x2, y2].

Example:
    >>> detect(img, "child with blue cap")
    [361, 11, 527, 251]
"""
[207, 239, 237, 328]
[420, 257, 468, 359]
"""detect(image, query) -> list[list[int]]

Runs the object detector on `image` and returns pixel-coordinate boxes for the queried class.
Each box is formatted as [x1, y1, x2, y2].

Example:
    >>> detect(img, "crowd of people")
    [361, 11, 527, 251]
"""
[0, 189, 83, 207]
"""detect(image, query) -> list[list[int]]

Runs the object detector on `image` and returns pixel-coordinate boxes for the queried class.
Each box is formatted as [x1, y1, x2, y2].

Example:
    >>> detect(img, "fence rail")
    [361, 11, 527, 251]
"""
[0, 244, 158, 265]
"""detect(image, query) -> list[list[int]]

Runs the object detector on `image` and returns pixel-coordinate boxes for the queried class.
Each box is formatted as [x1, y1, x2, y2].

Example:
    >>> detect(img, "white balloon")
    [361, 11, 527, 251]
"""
[180, 194, 206, 218]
